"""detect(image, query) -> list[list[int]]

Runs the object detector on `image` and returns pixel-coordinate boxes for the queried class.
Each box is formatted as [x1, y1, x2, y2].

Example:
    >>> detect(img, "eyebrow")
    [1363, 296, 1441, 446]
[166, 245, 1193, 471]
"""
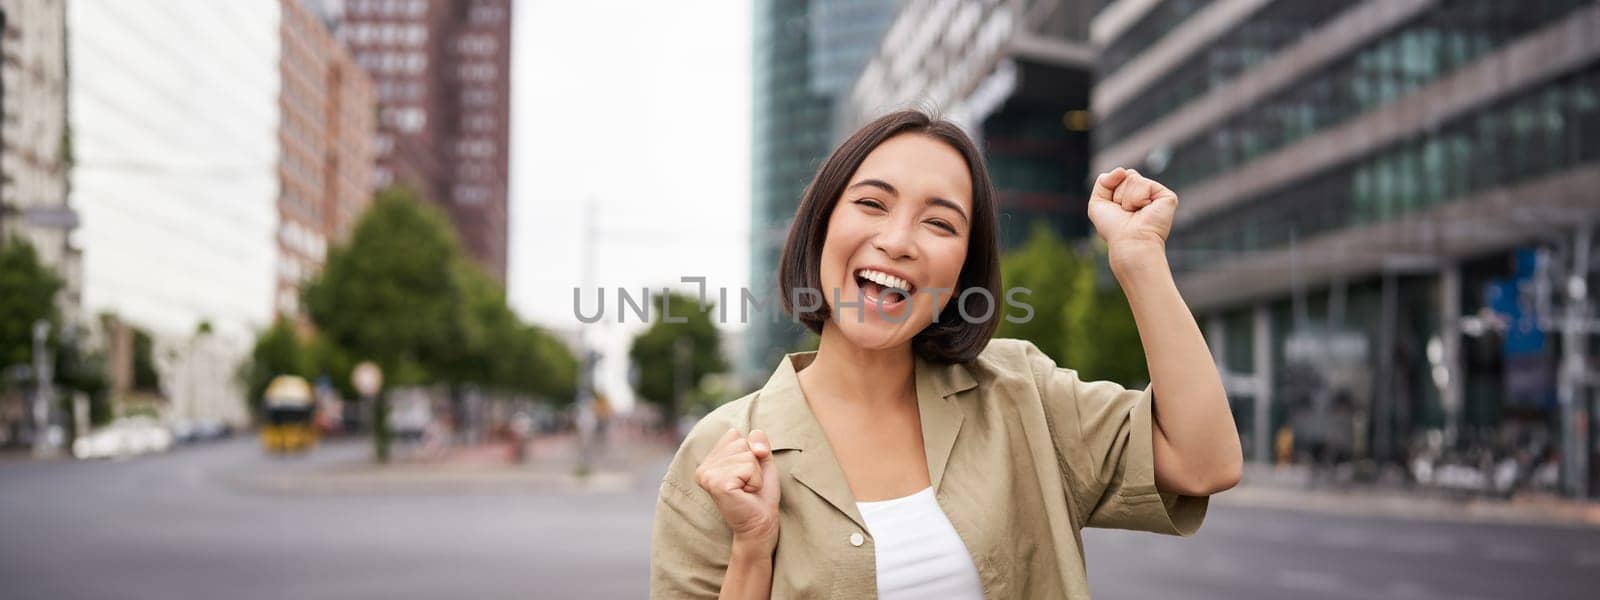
[846, 178, 970, 223]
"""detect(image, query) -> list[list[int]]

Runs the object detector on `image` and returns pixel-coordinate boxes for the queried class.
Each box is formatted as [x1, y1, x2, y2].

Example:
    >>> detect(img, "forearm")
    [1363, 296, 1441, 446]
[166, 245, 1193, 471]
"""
[719, 539, 774, 600]
[1111, 243, 1242, 494]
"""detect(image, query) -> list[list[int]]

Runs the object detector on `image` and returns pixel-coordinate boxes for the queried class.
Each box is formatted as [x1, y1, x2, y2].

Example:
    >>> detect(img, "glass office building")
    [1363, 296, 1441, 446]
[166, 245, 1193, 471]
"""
[1092, 0, 1600, 497]
[746, 0, 901, 385]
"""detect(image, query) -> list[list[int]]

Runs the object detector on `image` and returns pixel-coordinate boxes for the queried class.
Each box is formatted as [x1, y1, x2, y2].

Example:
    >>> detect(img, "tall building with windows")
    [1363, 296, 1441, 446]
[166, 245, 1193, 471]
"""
[0, 0, 75, 447]
[335, 0, 512, 284]
[847, 0, 1101, 250]
[68, 0, 377, 427]
[746, 0, 902, 385]
[0, 0, 76, 315]
[279, 0, 377, 319]
[1092, 0, 1599, 496]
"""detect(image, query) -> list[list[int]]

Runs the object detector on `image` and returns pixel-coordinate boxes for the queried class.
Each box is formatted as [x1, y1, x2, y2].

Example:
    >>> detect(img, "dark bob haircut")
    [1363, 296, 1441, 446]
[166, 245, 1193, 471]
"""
[777, 109, 1002, 364]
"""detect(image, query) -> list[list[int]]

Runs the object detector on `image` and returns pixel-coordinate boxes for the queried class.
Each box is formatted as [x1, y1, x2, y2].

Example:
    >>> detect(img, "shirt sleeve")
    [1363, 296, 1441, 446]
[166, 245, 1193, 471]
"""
[650, 472, 732, 599]
[1021, 340, 1207, 536]
[650, 421, 739, 599]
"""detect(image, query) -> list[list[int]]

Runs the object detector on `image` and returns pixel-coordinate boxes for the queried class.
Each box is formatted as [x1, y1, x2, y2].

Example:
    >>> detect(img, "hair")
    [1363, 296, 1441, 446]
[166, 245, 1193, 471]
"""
[777, 109, 1002, 364]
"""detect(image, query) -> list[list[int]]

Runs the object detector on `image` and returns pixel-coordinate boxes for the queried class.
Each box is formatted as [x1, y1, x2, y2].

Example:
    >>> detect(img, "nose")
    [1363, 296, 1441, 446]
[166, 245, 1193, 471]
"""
[871, 214, 919, 261]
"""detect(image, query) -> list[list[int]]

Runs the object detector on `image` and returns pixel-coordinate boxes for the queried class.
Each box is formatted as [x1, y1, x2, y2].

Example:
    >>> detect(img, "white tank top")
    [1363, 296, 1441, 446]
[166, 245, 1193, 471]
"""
[854, 486, 984, 599]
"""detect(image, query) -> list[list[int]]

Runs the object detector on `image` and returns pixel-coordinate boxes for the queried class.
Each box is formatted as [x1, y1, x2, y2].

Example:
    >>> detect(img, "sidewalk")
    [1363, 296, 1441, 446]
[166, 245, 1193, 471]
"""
[1215, 464, 1600, 529]
[227, 431, 676, 497]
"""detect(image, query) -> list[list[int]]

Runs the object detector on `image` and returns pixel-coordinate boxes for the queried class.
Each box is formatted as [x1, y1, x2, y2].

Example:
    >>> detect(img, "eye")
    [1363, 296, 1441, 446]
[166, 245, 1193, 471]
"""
[925, 219, 957, 234]
[853, 198, 887, 212]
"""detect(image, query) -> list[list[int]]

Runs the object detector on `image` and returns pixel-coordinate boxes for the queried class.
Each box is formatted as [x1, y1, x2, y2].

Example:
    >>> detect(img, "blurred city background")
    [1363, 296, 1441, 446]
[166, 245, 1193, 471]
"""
[1, 0, 1597, 598]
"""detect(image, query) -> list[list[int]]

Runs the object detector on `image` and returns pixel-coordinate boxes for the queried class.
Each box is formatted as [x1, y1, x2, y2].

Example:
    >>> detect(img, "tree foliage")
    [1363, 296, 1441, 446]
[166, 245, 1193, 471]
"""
[996, 224, 1148, 386]
[300, 185, 577, 398]
[285, 184, 576, 458]
[996, 224, 1084, 364]
[0, 239, 62, 375]
[242, 318, 307, 415]
[1064, 251, 1147, 386]
[303, 185, 464, 386]
[629, 291, 727, 420]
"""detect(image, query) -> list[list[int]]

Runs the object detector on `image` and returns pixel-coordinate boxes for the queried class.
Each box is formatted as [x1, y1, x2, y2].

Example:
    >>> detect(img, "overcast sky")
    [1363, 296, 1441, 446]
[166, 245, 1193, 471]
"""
[507, 1, 752, 334]
[506, 1, 752, 410]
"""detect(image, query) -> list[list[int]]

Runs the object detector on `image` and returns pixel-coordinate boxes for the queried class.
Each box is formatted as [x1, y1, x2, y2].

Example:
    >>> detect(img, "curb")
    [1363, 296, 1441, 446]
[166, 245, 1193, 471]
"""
[1213, 484, 1600, 530]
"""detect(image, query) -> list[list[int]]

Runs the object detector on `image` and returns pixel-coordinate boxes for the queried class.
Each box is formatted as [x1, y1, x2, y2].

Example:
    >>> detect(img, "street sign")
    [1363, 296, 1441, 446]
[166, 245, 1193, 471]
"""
[23, 206, 80, 230]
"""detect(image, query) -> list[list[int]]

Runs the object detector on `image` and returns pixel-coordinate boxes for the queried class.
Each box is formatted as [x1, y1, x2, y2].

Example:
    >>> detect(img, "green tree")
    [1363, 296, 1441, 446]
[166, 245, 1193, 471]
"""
[304, 331, 356, 400]
[1064, 251, 1148, 386]
[442, 262, 514, 389]
[629, 291, 726, 428]
[0, 239, 62, 376]
[130, 327, 161, 393]
[993, 224, 1147, 386]
[241, 318, 308, 416]
[500, 323, 577, 402]
[303, 185, 464, 462]
[443, 262, 578, 404]
[996, 223, 1084, 363]
[0, 240, 110, 436]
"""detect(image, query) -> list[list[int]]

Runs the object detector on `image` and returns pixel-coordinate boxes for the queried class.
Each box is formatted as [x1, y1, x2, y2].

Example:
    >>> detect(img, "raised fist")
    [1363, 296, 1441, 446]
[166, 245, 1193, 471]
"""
[694, 428, 781, 550]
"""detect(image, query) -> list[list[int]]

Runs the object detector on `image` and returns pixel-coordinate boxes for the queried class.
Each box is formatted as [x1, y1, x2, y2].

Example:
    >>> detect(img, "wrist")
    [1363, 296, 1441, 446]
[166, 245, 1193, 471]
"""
[1108, 240, 1169, 278]
[731, 534, 776, 563]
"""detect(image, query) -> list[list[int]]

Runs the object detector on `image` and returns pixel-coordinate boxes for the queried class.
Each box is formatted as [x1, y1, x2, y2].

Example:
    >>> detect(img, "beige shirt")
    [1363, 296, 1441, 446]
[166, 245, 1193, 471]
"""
[650, 338, 1208, 599]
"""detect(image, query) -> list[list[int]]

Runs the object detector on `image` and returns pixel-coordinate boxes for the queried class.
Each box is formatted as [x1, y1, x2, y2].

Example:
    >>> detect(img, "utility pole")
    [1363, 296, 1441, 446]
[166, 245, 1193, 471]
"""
[32, 320, 56, 456]
[575, 199, 598, 475]
[1557, 224, 1593, 498]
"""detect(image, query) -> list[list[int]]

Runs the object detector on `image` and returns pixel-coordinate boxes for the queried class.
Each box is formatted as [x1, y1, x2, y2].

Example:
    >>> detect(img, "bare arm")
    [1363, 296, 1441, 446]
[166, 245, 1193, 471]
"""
[695, 428, 780, 599]
[1091, 168, 1243, 496]
[719, 541, 774, 600]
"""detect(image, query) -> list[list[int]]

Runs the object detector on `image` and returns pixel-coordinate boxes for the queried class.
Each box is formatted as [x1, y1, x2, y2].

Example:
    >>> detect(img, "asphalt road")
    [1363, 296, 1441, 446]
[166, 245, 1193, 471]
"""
[1, 438, 1595, 599]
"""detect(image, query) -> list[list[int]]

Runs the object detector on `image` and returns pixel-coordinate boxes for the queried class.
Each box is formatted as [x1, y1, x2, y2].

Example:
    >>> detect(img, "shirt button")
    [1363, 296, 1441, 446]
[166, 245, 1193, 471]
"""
[849, 532, 864, 547]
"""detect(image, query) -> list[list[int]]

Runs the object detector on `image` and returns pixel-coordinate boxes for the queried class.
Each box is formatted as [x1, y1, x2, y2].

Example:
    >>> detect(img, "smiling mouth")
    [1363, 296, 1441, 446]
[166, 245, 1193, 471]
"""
[854, 268, 916, 308]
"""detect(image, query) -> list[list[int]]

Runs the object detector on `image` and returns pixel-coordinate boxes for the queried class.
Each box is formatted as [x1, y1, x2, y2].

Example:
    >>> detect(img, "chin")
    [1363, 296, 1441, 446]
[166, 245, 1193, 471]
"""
[832, 311, 920, 351]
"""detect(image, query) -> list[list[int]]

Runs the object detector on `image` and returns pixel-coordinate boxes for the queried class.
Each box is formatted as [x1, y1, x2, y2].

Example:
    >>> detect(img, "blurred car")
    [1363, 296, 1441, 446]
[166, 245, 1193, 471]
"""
[72, 416, 175, 460]
[193, 417, 232, 440]
[387, 389, 432, 442]
[168, 417, 234, 444]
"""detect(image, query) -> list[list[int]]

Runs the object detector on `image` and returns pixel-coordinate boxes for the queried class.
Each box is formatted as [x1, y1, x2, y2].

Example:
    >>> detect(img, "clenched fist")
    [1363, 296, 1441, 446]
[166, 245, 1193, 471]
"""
[694, 428, 781, 552]
[1088, 167, 1178, 251]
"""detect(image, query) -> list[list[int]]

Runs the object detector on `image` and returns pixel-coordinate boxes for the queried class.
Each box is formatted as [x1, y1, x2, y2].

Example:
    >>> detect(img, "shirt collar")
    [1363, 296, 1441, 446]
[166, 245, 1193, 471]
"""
[750, 349, 979, 530]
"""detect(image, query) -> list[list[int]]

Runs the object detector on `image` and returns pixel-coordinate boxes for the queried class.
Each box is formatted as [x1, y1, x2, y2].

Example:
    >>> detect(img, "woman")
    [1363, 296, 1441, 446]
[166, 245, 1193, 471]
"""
[651, 110, 1242, 599]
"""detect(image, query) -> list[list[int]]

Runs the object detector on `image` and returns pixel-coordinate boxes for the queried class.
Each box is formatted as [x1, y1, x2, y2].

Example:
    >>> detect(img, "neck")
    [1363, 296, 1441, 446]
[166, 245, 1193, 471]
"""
[799, 321, 917, 408]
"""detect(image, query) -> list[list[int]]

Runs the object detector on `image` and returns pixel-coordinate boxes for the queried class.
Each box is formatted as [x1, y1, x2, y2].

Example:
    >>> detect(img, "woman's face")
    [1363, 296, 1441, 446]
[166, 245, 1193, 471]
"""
[818, 132, 973, 351]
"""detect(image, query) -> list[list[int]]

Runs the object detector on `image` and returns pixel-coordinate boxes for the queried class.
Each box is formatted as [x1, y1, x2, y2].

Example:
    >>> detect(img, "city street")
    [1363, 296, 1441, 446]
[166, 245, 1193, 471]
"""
[0, 439, 658, 599]
[3, 439, 1596, 599]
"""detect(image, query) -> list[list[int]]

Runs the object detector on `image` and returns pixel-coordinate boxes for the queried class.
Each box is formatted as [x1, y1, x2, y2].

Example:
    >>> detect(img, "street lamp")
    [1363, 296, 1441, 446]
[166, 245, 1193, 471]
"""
[352, 361, 386, 462]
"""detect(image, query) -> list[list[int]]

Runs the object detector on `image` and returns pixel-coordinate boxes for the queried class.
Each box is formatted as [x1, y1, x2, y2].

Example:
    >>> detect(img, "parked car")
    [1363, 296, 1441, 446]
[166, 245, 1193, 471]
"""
[72, 417, 175, 460]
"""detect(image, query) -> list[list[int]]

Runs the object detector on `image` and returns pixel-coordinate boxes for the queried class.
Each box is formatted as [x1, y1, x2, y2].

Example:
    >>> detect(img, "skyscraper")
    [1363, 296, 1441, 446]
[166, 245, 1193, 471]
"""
[279, 0, 377, 319]
[67, 0, 377, 426]
[0, 0, 75, 315]
[747, 0, 902, 385]
[847, 0, 1101, 250]
[1092, 0, 1599, 496]
[336, 0, 512, 284]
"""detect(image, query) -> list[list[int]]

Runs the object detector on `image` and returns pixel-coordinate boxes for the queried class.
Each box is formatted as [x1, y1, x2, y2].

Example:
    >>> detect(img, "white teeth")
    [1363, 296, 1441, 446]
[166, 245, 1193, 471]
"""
[857, 269, 910, 291]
